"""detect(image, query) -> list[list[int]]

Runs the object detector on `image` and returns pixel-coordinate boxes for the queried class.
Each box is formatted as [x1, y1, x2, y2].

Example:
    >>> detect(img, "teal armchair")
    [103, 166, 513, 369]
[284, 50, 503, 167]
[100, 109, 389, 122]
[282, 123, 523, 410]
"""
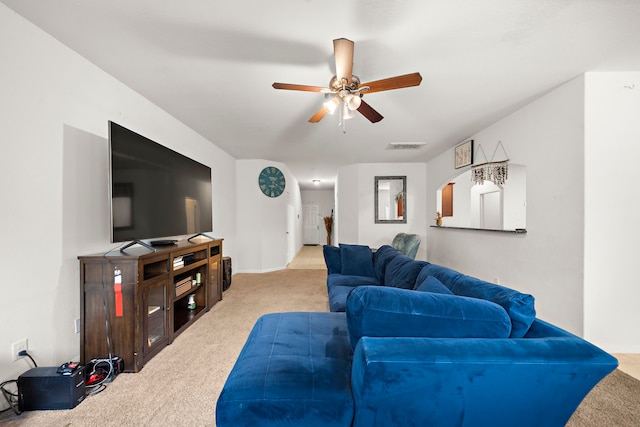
[391, 233, 421, 259]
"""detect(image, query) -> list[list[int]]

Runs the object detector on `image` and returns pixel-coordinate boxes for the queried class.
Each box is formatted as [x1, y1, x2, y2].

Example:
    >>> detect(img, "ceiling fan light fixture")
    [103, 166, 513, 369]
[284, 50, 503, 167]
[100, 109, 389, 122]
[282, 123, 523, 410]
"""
[342, 103, 355, 120]
[324, 95, 338, 114]
[346, 93, 362, 110]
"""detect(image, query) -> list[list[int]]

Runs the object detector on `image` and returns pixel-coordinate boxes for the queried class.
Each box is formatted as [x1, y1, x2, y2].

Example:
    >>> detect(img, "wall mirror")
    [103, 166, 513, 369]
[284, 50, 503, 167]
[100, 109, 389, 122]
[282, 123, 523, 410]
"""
[375, 176, 407, 224]
[436, 164, 526, 231]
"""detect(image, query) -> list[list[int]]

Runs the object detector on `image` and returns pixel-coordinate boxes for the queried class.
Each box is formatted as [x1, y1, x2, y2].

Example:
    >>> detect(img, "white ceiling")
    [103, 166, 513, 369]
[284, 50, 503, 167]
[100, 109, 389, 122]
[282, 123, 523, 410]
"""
[3, 0, 640, 189]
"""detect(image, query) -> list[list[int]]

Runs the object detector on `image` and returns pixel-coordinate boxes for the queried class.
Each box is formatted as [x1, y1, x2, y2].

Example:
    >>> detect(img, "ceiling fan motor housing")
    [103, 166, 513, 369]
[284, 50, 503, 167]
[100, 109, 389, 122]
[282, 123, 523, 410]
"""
[330, 75, 361, 92]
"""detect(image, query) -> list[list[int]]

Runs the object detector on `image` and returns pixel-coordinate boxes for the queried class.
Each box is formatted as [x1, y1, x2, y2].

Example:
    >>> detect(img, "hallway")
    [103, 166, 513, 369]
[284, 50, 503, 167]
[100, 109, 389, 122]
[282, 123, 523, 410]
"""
[287, 245, 325, 270]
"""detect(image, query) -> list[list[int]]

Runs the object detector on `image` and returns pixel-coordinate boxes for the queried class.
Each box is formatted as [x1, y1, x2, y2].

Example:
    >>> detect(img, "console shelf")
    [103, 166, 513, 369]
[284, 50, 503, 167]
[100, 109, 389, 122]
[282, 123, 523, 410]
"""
[78, 238, 223, 373]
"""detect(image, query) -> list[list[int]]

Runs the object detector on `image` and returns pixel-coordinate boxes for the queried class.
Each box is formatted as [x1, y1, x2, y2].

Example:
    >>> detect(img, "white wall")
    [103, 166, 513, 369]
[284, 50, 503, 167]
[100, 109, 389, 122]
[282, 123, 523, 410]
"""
[427, 72, 640, 353]
[335, 163, 428, 260]
[426, 76, 586, 335]
[335, 165, 359, 245]
[235, 160, 303, 272]
[0, 5, 237, 386]
[584, 72, 640, 352]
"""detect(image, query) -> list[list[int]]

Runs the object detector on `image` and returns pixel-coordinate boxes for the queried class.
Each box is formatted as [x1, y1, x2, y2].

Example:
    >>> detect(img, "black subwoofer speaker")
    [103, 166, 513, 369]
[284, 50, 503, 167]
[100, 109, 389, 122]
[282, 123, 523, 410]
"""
[222, 256, 232, 291]
[18, 366, 86, 411]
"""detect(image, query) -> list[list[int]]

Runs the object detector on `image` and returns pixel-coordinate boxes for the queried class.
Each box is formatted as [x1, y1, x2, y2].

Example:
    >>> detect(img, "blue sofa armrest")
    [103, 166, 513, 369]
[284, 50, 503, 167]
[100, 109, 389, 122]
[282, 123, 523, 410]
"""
[351, 334, 618, 427]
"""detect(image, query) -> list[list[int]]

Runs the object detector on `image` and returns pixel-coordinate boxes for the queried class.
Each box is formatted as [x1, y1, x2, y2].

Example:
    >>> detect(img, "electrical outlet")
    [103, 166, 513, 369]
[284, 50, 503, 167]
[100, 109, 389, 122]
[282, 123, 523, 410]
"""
[74, 318, 81, 334]
[12, 338, 28, 362]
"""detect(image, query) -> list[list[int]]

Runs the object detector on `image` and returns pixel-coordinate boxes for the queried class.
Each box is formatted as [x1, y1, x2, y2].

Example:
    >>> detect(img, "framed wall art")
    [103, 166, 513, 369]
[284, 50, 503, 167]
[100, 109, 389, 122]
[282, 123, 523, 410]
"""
[455, 139, 474, 169]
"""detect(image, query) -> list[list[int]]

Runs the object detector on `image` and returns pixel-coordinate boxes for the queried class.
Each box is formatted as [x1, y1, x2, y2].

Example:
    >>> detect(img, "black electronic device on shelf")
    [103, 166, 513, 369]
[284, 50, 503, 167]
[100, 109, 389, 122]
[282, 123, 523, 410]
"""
[150, 239, 178, 246]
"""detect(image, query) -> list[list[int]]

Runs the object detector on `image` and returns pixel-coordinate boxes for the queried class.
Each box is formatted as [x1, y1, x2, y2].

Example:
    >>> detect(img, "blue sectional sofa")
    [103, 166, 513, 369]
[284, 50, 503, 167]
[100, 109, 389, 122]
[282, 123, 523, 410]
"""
[216, 244, 618, 427]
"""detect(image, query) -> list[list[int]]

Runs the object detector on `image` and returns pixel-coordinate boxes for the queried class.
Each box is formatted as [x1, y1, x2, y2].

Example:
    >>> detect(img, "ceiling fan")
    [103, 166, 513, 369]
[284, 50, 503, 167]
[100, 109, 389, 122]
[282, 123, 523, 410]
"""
[272, 38, 422, 128]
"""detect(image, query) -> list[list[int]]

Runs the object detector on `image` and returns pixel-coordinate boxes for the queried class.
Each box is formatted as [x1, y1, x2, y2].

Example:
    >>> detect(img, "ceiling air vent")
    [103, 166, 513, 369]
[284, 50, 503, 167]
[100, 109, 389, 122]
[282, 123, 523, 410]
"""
[387, 141, 427, 150]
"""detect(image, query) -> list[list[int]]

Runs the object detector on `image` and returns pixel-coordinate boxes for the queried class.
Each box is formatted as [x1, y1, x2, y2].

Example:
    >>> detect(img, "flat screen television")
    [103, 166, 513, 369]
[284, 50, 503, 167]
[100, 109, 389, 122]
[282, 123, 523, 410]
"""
[109, 121, 213, 245]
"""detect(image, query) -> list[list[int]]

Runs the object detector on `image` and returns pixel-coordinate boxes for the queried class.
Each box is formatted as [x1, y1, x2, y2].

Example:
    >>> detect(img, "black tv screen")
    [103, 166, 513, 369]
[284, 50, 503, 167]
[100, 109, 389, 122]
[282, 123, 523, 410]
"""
[109, 121, 212, 243]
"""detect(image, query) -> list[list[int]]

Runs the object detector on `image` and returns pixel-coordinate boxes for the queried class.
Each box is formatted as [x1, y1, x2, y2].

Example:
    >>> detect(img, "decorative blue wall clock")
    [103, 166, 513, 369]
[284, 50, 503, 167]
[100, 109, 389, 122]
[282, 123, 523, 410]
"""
[258, 166, 286, 198]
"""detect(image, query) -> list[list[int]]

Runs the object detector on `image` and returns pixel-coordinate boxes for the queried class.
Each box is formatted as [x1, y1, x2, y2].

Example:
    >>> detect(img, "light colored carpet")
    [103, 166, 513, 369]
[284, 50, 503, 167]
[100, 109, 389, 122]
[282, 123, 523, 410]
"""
[2, 269, 328, 426]
[2, 268, 639, 426]
[286, 245, 326, 270]
[568, 368, 640, 426]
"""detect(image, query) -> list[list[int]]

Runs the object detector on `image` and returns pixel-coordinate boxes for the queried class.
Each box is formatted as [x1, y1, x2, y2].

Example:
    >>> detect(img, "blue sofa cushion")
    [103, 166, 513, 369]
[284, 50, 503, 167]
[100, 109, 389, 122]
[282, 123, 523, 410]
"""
[216, 312, 354, 427]
[327, 275, 381, 313]
[372, 245, 400, 282]
[383, 254, 428, 289]
[329, 286, 357, 312]
[339, 244, 375, 278]
[346, 286, 512, 350]
[323, 245, 342, 275]
[327, 274, 380, 289]
[416, 263, 463, 288]
[418, 264, 536, 338]
[415, 276, 453, 295]
[450, 275, 536, 339]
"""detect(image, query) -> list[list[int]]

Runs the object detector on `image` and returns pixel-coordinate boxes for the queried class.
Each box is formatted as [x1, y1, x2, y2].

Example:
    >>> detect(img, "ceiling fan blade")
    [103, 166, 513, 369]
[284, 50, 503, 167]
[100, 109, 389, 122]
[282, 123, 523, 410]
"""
[361, 72, 422, 94]
[308, 106, 328, 123]
[309, 97, 339, 123]
[357, 99, 384, 123]
[272, 82, 326, 92]
[333, 38, 354, 86]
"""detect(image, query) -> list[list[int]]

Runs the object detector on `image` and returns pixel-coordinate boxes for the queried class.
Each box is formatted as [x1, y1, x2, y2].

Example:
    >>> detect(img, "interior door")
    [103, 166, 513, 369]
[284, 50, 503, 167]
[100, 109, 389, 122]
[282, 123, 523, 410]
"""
[303, 204, 320, 245]
[480, 191, 502, 229]
[287, 200, 295, 263]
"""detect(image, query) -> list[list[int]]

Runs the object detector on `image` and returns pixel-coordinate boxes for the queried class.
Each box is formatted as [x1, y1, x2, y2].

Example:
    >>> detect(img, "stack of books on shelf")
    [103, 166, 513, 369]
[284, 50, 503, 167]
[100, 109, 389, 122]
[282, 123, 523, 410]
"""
[173, 256, 184, 270]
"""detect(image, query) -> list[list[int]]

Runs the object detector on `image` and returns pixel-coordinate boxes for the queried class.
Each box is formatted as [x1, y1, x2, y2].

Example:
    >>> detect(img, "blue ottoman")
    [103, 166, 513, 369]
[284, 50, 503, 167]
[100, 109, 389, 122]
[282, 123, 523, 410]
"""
[216, 312, 354, 427]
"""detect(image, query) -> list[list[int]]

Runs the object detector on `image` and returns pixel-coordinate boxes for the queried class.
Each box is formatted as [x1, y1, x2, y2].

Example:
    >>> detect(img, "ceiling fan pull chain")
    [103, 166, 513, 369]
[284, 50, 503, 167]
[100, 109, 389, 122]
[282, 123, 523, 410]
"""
[341, 101, 347, 134]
